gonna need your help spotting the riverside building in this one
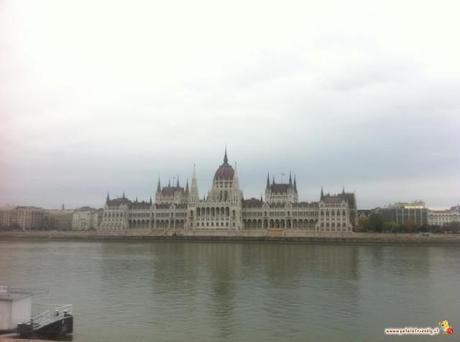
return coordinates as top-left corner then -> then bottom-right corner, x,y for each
428,205 -> 460,226
98,151 -> 357,232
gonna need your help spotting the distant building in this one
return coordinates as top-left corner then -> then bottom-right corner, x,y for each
72,207 -> 102,230
428,205 -> 460,226
45,208 -> 74,230
378,201 -> 428,227
99,150 -> 357,232
0,208 -> 15,228
15,206 -> 47,230
357,209 -> 371,219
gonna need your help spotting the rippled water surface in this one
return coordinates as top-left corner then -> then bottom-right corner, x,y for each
0,241 -> 459,341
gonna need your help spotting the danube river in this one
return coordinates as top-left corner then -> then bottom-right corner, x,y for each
0,241 -> 459,341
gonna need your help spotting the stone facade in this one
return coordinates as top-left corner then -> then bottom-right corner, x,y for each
8,207 -> 47,230
72,207 -> 101,230
428,205 -> 460,226
98,151 -> 357,232
46,208 -> 74,230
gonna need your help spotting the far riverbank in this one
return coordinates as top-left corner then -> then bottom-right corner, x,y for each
0,229 -> 460,245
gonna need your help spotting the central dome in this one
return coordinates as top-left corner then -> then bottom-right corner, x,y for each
214,149 -> 234,181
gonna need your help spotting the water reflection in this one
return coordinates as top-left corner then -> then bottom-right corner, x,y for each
1,241 -> 459,342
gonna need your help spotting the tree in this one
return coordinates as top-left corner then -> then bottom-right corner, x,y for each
383,222 -> 400,233
402,219 -> 416,233
357,217 -> 369,232
368,213 -> 384,232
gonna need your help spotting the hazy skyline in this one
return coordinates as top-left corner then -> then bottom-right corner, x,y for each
1,0 -> 459,209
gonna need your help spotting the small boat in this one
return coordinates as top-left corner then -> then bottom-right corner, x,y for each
17,304 -> 74,339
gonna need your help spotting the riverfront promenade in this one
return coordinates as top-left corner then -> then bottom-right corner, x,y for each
0,229 -> 459,245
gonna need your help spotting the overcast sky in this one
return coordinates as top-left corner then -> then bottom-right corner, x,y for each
1,0 -> 459,209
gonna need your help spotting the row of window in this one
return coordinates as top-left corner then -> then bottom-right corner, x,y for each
195,221 -> 233,227
196,207 -> 233,217
321,210 -> 347,216
320,222 -> 348,228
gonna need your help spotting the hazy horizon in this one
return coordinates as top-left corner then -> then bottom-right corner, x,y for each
1,0 -> 459,210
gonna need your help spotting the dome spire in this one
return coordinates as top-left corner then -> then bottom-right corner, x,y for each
223,147 -> 228,164
266,172 -> 270,188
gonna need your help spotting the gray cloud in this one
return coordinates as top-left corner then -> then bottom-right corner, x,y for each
1,0 -> 459,209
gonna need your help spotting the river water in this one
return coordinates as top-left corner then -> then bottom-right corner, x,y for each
0,241 -> 458,341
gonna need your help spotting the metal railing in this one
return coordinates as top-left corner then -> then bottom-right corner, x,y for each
26,304 -> 73,330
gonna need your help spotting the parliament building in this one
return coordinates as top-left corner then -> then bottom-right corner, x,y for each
98,150 -> 357,232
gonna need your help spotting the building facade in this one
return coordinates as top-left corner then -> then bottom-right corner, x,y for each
14,207 -> 47,230
98,151 -> 357,232
428,205 -> 460,226
72,207 -> 101,230
45,207 -> 74,230
378,201 -> 428,227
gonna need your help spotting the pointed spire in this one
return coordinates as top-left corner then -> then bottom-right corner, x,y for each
185,179 -> 189,193
342,186 -> 345,194
272,176 -> 275,185
321,187 -> 324,199
122,191 -> 125,198
294,175 -> 297,192
190,164 -> 199,203
289,171 -> 292,185
106,192 -> 110,202
135,196 -> 138,202
223,147 -> 228,164
176,176 -> 180,187
157,178 -> 161,192
266,172 -> 270,188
